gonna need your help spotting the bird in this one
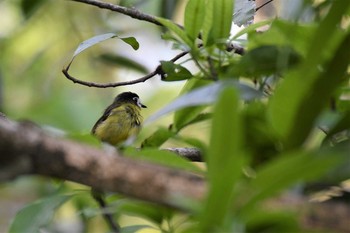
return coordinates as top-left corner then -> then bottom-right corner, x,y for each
91,92 -> 147,146
90,92 -> 147,232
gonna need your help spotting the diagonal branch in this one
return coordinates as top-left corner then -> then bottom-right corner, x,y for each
0,117 -> 206,209
70,0 -> 162,26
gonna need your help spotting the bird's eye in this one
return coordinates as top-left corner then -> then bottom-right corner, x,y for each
133,97 -> 138,102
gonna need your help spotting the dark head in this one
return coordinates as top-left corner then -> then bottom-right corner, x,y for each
114,92 -> 147,108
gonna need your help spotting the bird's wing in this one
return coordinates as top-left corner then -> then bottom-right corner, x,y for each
91,102 -> 121,134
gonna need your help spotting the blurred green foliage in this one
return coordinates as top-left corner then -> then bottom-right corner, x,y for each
1,0 -> 350,232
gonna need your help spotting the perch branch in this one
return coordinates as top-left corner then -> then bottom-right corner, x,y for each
62,51 -> 189,88
0,117 -> 206,209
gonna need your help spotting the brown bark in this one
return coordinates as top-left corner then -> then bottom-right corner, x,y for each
0,118 -> 205,209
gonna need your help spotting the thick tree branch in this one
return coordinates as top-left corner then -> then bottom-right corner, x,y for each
0,118 -> 206,209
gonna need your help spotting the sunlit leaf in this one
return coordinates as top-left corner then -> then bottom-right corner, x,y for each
121,225 -> 156,233
211,0 -> 234,41
201,0 -> 214,45
157,17 -> 193,49
185,0 -> 206,40
232,20 -> 272,40
116,199 -> 167,224
141,127 -> 175,148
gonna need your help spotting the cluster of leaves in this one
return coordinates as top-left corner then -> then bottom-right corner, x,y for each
9,0 -> 350,232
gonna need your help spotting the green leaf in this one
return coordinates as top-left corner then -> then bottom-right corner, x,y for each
179,112 -> 212,130
120,36 -> 140,50
117,199 -> 167,224
121,225 -> 155,233
232,45 -> 301,77
141,127 -> 175,148
248,20 -> 317,57
68,33 -> 139,65
268,1 -> 350,148
246,210 -> 299,232
210,0 -> 234,42
160,61 -> 192,81
232,20 -> 272,40
184,0 -> 206,40
125,148 -> 203,174
157,17 -> 193,49
199,87 -> 245,231
201,0 -> 214,45
240,150 -> 345,216
9,194 -> 72,233
268,32 -> 350,148
67,132 -> 101,147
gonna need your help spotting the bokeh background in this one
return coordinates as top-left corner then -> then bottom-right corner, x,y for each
0,0 -> 282,231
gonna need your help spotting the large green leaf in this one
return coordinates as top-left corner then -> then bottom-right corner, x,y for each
184,0 -> 206,40
239,150 -> 345,217
160,61 -> 192,81
201,0 -> 214,45
268,1 -> 350,148
199,87 -> 245,232
157,17 -> 193,49
210,0 -> 234,42
248,20 -> 317,57
141,127 -> 175,148
9,194 -> 72,233
232,45 -> 301,77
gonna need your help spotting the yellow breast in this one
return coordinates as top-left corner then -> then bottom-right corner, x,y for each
94,104 -> 143,145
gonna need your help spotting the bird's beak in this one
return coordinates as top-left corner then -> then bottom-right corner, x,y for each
137,98 -> 147,108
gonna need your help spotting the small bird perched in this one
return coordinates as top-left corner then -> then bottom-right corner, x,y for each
91,92 -> 147,146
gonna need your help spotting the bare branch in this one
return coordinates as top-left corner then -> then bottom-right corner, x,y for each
0,117 -> 206,209
70,0 -> 162,26
62,51 -> 189,88
256,0 -> 274,12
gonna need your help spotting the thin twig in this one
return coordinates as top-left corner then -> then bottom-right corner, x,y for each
70,0 -> 162,26
62,51 -> 189,88
92,189 -> 120,233
256,0 -> 274,12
